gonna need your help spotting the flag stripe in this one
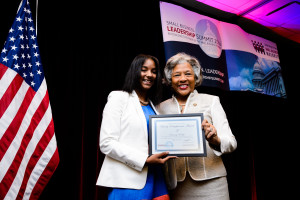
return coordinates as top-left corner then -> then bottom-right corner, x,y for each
0,63 -> 8,80
0,81 -> 29,140
0,92 -> 50,199
0,85 -> 34,161
25,136 -> 58,200
4,104 -> 53,200
17,119 -> 55,200
12,105 -> 52,200
0,72 -> 24,118
0,80 -> 47,181
29,148 -> 59,200
0,65 -> 17,100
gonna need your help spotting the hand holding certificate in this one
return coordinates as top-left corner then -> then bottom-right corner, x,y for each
146,151 -> 177,165
149,113 -> 207,157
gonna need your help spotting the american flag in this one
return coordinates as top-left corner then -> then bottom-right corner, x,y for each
0,0 -> 59,199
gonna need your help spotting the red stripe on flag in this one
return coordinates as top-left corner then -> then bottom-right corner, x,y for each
0,86 -> 35,161
0,63 -> 8,80
16,118 -> 55,200
0,72 -> 24,118
29,148 -> 59,200
0,92 -> 49,198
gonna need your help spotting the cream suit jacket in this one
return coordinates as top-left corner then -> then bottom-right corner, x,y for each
96,90 -> 157,189
156,90 -> 237,190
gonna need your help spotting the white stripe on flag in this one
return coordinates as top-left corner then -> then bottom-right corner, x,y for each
0,80 -> 47,182
0,81 -> 29,140
4,103 -> 53,200
0,68 -> 17,100
23,135 -> 57,200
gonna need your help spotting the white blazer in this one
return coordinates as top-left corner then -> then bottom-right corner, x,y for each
156,90 -> 237,189
96,90 -> 157,189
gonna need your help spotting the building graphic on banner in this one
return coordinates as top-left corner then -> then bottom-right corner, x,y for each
252,59 -> 286,98
252,60 -> 265,92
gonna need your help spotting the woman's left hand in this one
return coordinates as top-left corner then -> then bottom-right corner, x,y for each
202,119 -> 221,147
146,152 -> 177,165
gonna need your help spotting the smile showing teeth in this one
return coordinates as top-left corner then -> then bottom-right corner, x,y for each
179,85 -> 188,89
143,79 -> 152,84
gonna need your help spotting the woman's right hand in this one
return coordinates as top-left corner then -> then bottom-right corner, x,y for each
146,152 -> 177,165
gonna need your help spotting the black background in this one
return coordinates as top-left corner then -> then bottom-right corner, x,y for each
0,0 -> 298,199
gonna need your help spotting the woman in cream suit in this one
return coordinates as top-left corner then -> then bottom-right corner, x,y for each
96,54 -> 175,200
156,53 -> 237,200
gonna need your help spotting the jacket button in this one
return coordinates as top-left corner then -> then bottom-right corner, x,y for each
193,103 -> 197,106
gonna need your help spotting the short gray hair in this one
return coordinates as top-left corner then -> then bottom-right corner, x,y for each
164,53 -> 203,87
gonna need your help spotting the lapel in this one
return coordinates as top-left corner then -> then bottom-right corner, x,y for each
131,90 -> 148,137
150,101 -> 158,114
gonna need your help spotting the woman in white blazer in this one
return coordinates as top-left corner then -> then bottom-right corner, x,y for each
96,54 -> 175,200
156,53 -> 237,200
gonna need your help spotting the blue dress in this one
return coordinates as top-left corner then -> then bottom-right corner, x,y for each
108,105 -> 169,200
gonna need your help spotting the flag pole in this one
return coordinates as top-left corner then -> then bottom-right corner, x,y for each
17,0 -> 38,36
36,0 -> 38,36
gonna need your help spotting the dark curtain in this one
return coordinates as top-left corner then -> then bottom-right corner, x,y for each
0,0 -> 297,199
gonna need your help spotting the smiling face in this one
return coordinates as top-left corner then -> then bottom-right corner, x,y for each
171,62 -> 195,100
139,58 -> 157,92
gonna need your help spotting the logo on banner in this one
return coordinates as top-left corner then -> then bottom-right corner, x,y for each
251,40 -> 265,54
251,39 -> 279,59
196,19 -> 222,58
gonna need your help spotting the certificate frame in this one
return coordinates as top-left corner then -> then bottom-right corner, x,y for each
149,113 -> 207,157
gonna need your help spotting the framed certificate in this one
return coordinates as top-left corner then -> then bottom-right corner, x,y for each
149,113 -> 207,157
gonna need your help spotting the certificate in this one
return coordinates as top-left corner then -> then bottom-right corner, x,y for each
149,113 -> 207,157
